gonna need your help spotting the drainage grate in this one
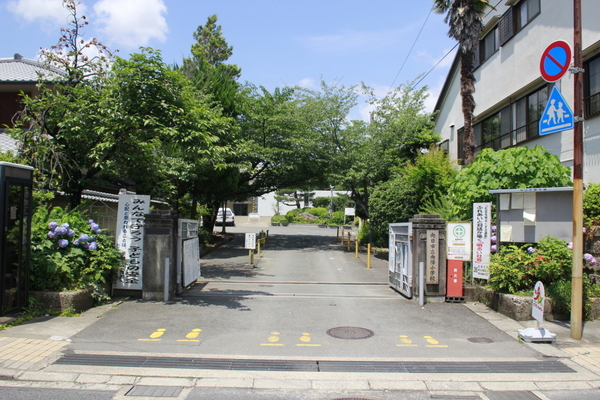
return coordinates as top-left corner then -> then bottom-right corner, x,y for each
326,326 -> 374,339
485,391 -> 541,400
467,337 -> 494,343
126,386 -> 183,397
54,354 -> 575,374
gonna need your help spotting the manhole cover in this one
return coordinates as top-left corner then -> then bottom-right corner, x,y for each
327,326 -> 374,340
467,337 -> 494,343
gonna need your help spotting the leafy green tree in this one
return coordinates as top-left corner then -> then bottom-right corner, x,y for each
449,146 -> 573,220
234,85 -> 328,199
369,147 -> 457,244
433,0 -> 495,165
328,81 -> 439,221
11,0 -> 114,206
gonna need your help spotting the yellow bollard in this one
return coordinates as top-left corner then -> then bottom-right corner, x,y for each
249,249 -> 254,265
355,237 -> 359,258
336,226 -> 340,240
347,232 -> 351,251
341,228 -> 345,245
257,239 -> 262,257
367,243 -> 371,268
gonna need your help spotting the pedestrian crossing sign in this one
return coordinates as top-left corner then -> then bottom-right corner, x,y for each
539,87 -> 574,136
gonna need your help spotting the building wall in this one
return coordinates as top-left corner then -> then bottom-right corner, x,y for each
434,0 -> 600,184
257,190 -> 351,217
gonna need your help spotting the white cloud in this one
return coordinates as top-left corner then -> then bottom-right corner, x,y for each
93,0 -> 168,48
297,77 -> 317,89
302,29 -> 404,55
7,0 -> 76,27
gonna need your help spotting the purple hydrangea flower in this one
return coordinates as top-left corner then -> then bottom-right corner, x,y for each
88,241 -> 98,250
491,225 -> 497,232
73,240 -> 79,246
48,221 -> 58,230
491,235 -> 497,243
567,242 -> 573,250
90,223 -> 100,231
58,239 -> 69,248
584,253 -> 595,262
54,227 -> 68,236
67,229 -> 75,237
491,244 -> 497,253
591,258 -> 598,266
583,227 -> 587,234
89,219 -> 95,224
48,231 -> 57,239
527,247 -> 536,254
78,234 -> 89,242
93,227 -> 102,234
61,223 -> 70,229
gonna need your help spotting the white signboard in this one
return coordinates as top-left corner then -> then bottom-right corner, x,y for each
114,194 -> 151,290
245,233 -> 256,249
472,202 -> 492,280
447,222 -> 472,261
532,281 -> 545,323
344,208 -> 355,216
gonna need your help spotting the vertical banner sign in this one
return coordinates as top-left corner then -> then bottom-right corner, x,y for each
427,230 -> 439,284
245,233 -> 256,249
472,203 -> 492,280
114,194 -> 151,290
447,222 -> 472,261
532,281 -> 545,323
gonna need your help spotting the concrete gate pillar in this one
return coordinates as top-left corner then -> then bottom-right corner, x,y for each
410,214 -> 447,302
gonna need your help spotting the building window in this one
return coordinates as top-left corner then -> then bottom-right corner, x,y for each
585,54 -> 600,118
479,27 -> 498,64
439,139 -> 449,153
516,0 -> 541,30
474,84 -> 551,153
498,0 -> 540,46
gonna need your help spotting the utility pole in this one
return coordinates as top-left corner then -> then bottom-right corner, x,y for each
571,0 -> 584,340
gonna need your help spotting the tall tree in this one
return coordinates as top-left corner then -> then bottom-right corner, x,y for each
433,0 -> 495,165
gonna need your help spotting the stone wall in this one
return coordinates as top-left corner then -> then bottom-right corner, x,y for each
465,285 -> 600,321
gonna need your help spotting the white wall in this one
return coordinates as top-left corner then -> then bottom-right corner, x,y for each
257,190 -> 351,217
434,0 -> 600,184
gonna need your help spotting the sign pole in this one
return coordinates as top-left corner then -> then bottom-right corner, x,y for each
571,0 -> 584,340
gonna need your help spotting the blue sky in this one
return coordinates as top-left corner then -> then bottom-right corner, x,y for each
1,0 -> 459,119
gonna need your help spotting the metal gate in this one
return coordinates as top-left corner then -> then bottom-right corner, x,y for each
177,219 -> 200,292
389,223 -> 412,298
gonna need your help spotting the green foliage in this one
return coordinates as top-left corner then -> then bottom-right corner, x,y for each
369,147 -> 457,245
270,215 -> 288,225
312,194 -> 351,212
329,211 -> 345,225
489,237 -> 572,294
489,236 -> 600,320
584,183 -> 600,236
358,220 -> 371,242
29,205 -> 123,299
449,146 -> 572,220
546,277 -> 597,321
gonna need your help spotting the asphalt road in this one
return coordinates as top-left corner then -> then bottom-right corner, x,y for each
67,225 -> 540,361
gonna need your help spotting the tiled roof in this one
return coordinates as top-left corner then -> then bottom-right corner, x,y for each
0,132 -> 18,152
0,54 -> 65,83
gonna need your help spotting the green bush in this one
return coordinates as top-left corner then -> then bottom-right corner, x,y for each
489,235 -> 600,320
584,183 -> 600,233
271,215 -> 287,224
29,205 -> 124,301
489,236 -> 572,294
329,211 -> 345,225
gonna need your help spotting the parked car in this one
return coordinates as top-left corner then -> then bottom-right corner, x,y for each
215,208 -> 235,226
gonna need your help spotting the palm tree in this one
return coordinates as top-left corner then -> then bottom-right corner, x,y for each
433,0 -> 494,165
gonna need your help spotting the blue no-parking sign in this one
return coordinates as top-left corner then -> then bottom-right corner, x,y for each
539,86 -> 574,136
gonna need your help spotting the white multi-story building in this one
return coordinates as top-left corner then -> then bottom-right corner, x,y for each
434,0 -> 600,184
